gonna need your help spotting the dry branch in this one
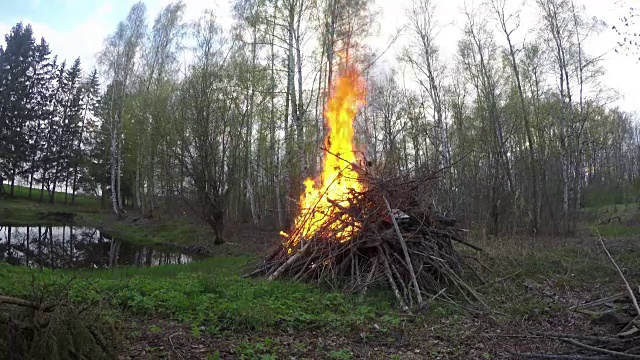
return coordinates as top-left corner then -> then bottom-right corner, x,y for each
251,169 -> 483,312
268,241 -> 312,281
0,295 -> 52,311
508,234 -> 640,359
598,234 -> 640,318
383,195 -> 423,305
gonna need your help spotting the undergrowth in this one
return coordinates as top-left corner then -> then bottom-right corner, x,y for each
0,278 -> 120,360
469,235 -> 640,322
0,257 -> 399,334
1,185 -> 217,247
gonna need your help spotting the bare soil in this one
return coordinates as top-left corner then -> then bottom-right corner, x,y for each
118,306 -> 613,359
116,232 -> 640,359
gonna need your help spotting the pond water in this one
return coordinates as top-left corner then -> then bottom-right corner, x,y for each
0,225 -> 195,269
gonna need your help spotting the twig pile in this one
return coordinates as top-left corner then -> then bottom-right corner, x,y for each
252,170 -> 483,311
0,294 -> 118,360
512,236 -> 640,359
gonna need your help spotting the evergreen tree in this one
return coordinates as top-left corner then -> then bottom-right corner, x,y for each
46,58 -> 83,203
0,44 -> 5,194
88,86 -> 116,208
24,38 -> 55,199
71,68 -> 101,202
0,22 -> 36,196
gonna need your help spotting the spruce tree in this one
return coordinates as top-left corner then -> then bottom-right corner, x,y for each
0,22 -> 36,196
24,38 -> 55,199
71,68 -> 101,202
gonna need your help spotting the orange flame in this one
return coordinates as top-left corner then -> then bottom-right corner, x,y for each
283,61 -> 366,251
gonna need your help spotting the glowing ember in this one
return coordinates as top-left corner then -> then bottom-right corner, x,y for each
282,61 -> 366,251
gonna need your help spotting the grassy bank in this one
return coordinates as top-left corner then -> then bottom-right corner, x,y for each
0,256 -> 399,333
0,185 -> 102,225
583,202 -> 640,237
0,185 -> 219,248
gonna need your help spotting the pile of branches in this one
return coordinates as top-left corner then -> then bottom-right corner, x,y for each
0,293 -> 119,360
513,236 -> 640,359
252,169 -> 484,311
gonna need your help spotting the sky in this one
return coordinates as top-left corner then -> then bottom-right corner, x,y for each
1,0 -> 639,114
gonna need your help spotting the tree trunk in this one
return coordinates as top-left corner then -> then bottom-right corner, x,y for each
39,175 -> 45,202
49,177 -> 57,203
117,134 -> 125,213
28,171 -> 34,199
100,182 -> 107,209
110,121 -> 121,217
64,174 -> 69,204
496,4 -> 539,233
135,150 -> 142,209
10,169 -> 15,196
247,179 -> 259,226
295,0 -> 306,180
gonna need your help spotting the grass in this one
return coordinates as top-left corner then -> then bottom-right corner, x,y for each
97,216 -> 215,247
1,185 -> 216,247
589,223 -> 640,237
468,235 -> 640,324
0,256 -> 400,334
0,220 -> 638,358
2,184 -> 640,357
1,185 -> 103,225
3,186 -> 638,328
582,201 -> 640,237
9,234 -> 621,335
2,183 -> 101,208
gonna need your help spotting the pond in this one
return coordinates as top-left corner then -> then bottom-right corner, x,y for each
0,225 -> 195,269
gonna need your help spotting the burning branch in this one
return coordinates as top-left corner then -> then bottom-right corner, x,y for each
252,59 -> 483,312
253,168 -> 483,311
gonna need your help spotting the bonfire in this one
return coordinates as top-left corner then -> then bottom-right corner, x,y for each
252,59 -> 482,311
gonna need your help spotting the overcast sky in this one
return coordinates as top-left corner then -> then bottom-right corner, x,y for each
1,0 -> 638,113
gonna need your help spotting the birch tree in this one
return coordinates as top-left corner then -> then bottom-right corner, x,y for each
98,1 -> 147,217
491,0 -> 540,233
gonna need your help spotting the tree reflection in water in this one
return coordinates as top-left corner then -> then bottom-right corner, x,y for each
0,225 -> 194,269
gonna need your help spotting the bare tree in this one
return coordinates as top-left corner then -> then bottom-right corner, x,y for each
98,1 -> 147,217
491,0 -> 540,233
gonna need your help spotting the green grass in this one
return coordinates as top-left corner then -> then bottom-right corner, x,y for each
98,216 -> 215,246
469,235 -> 640,323
2,184 -> 640,352
581,201 -> 640,238
0,257 -> 399,333
3,184 -> 101,209
1,185 -> 103,225
589,223 -> 640,237
1,185 -> 215,247
583,183 -> 640,208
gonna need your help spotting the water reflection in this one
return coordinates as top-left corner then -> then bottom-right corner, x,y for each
0,225 -> 194,269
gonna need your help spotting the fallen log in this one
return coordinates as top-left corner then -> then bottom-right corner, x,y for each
0,295 -> 52,311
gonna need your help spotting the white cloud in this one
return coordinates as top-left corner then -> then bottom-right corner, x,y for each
0,3 -> 113,72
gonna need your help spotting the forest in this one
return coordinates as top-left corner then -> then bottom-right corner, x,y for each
0,0 -> 637,237
0,0 -> 639,358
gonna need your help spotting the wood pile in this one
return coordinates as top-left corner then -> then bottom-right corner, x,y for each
251,171 -> 484,311
0,294 -> 118,360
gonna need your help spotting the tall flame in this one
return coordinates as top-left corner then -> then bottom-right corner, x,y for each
283,61 -> 366,250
